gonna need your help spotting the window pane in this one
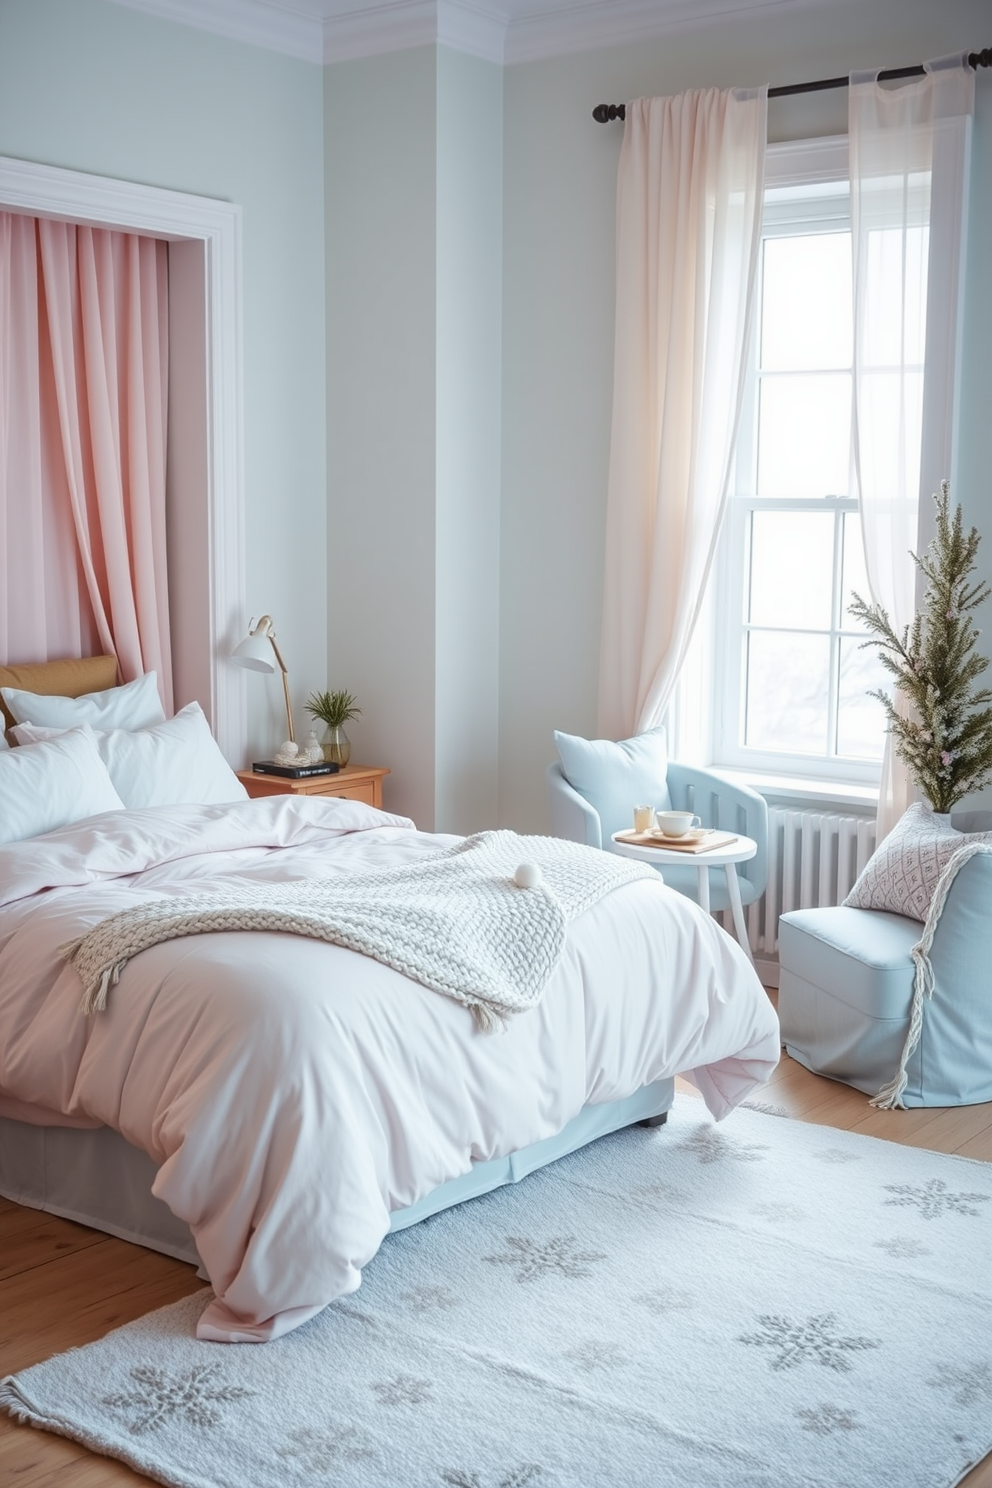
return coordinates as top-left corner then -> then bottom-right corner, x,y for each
856,369 -> 924,503
837,637 -> 888,760
749,511 -> 834,629
864,225 -> 928,366
757,374 -> 851,497
744,631 -> 830,754
841,512 -> 872,631
761,233 -> 852,371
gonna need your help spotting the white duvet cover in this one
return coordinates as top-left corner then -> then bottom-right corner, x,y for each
0,797 -> 779,1342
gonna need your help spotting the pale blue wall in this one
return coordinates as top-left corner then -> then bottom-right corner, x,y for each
435,48 -> 503,834
499,0 -> 992,830
324,44 -> 502,833
323,46 -> 440,827
0,0 -> 327,760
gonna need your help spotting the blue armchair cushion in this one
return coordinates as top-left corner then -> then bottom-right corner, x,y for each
554,727 -> 671,841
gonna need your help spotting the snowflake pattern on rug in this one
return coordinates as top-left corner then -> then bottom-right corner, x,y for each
482,1235 -> 606,1283
562,1339 -> 628,1374
874,1236 -> 932,1259
625,1181 -> 685,1211
634,1286 -> 695,1315
813,1148 -> 862,1165
441,1466 -> 545,1488
371,1373 -> 433,1406
737,1313 -> 881,1373
277,1422 -> 376,1474
400,1285 -> 460,1313
927,1362 -> 992,1408
882,1178 -> 991,1220
676,1126 -> 768,1165
751,1201 -> 806,1223
102,1364 -> 254,1436
795,1403 -> 862,1436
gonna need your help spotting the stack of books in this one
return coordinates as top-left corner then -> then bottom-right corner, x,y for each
251,759 -> 341,779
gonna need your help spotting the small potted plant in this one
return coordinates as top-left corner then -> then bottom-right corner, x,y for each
305,689 -> 361,767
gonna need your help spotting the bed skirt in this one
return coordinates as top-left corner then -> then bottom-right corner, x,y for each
0,1078 -> 674,1269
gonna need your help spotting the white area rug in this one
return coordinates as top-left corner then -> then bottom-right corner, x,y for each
3,1102 -> 991,1488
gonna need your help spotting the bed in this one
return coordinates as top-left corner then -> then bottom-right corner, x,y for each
0,660 -> 780,1344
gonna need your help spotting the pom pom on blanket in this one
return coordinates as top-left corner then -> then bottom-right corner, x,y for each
513,863 -> 543,889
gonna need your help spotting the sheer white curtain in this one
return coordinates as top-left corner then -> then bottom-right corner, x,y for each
598,87 -> 766,739
850,54 -> 974,838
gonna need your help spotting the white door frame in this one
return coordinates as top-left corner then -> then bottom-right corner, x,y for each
0,153 -> 245,760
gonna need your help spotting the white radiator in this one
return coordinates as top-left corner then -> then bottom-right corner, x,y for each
743,807 -> 877,971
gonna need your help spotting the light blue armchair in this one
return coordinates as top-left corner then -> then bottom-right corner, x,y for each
779,811 -> 992,1107
547,728 -> 768,912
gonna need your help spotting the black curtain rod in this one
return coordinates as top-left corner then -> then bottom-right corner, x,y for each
592,47 -> 991,122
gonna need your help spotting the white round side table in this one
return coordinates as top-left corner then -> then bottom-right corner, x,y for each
611,831 -> 757,962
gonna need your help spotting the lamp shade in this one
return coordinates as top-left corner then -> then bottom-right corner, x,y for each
230,615 -> 295,744
231,632 -> 277,673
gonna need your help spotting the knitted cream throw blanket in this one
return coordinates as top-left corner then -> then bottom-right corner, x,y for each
62,831 -> 658,1031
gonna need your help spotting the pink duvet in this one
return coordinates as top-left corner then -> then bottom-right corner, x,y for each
0,797 -> 779,1341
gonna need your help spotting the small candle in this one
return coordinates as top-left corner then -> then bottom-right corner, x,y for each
633,804 -> 654,833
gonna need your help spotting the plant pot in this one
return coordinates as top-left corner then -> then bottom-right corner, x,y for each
321,724 -> 351,767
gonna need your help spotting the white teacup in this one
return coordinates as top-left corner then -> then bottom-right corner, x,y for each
655,810 -> 701,837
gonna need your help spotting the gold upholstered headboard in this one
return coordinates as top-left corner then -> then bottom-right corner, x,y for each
0,656 -> 119,731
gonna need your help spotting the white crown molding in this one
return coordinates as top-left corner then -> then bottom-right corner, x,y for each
106,0 -> 845,68
437,1 -> 508,63
106,0 -> 324,63
0,154 -> 247,763
320,0 -> 444,62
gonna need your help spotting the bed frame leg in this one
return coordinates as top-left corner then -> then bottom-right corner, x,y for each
638,1112 -> 669,1128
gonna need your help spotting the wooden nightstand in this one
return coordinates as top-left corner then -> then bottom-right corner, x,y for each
237,764 -> 390,809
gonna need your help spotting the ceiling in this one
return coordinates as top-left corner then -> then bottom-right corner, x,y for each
106,0 -> 838,67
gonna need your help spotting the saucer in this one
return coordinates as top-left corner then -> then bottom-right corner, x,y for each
650,827 -> 707,844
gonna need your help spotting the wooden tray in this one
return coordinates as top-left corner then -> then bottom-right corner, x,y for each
615,829 -> 739,854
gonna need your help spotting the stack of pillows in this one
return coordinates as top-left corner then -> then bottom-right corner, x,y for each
0,672 -> 247,846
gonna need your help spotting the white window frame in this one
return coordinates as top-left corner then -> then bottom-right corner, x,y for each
709,136 -> 886,790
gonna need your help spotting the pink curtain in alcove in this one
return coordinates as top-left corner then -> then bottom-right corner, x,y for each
0,212 -> 173,709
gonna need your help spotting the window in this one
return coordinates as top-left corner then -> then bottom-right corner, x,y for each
708,139 -> 894,787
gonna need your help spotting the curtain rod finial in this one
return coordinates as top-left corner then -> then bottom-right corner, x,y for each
592,103 -> 626,123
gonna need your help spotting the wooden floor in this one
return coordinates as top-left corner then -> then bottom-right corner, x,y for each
2,1036 -> 992,1486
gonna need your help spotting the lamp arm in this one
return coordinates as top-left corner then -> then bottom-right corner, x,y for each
256,617 -> 294,745
278,659 -> 295,744
264,636 -> 295,745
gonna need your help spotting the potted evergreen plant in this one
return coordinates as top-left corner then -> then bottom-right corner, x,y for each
305,689 -> 361,768
850,482 -> 992,815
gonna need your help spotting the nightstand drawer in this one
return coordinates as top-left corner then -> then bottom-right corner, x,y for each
237,765 -> 389,810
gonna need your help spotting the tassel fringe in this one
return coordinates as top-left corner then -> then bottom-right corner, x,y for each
871,842 -> 992,1108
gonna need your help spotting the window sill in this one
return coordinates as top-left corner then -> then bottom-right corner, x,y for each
714,766 -> 878,814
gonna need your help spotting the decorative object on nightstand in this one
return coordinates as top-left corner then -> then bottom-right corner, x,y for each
302,729 -> 324,765
305,689 -> 361,767
231,615 -> 297,751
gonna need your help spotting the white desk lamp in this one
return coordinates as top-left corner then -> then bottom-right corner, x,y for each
231,615 -> 295,748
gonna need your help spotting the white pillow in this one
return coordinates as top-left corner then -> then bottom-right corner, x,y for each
15,703 -> 248,809
0,728 -> 125,845
1,670 -> 165,731
844,801 -> 992,922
